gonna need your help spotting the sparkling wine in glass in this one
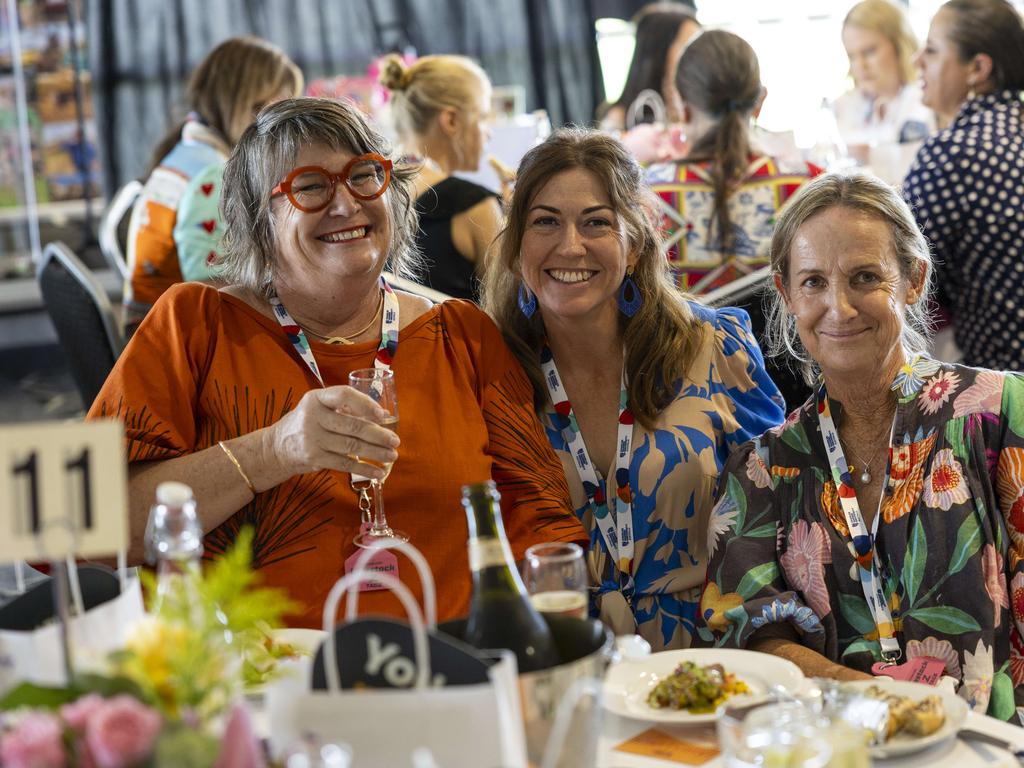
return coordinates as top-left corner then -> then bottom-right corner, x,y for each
521,542 -> 589,620
349,368 -> 407,548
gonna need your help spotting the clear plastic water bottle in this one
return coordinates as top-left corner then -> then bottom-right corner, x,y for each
144,481 -> 203,610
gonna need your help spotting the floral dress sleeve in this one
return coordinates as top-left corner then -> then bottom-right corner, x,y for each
995,373 -> 1024,712
699,434 -> 828,651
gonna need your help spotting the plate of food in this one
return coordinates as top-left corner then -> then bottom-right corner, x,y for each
840,679 -> 968,758
602,648 -> 805,724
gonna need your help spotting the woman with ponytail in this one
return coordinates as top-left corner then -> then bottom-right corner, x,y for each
646,30 -> 821,295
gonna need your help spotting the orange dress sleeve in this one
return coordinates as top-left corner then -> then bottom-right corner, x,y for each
439,302 -> 586,557
88,283 -> 215,461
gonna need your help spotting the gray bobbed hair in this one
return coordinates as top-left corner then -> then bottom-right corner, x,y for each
765,171 -> 934,384
218,97 -> 421,296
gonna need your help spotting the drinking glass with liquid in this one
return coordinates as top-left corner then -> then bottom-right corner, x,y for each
521,542 -> 589,620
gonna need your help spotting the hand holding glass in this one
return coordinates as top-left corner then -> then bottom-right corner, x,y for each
348,368 -> 406,548
521,542 -> 588,620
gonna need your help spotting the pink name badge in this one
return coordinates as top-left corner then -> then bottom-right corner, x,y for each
344,545 -> 400,593
871,655 -> 946,685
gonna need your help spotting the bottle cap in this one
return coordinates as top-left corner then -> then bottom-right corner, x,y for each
156,481 -> 194,506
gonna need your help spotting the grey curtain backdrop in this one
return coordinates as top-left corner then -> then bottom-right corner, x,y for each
86,0 -> 633,193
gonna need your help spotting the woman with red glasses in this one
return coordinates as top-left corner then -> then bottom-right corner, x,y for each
89,97 -> 584,626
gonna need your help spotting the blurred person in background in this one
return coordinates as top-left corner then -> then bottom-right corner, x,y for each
92,98 -> 583,626
124,37 -> 302,331
598,3 -> 700,132
646,30 -> 822,297
833,0 -> 934,161
380,54 -> 501,301
903,0 -> 1024,371
483,128 -> 783,650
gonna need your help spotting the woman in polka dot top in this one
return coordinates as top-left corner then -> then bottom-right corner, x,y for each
903,0 -> 1024,371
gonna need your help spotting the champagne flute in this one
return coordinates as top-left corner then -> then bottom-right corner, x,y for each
349,368 -> 407,547
521,542 -> 588,620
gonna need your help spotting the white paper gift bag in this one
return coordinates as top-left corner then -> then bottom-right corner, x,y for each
0,567 -> 145,693
266,553 -> 527,767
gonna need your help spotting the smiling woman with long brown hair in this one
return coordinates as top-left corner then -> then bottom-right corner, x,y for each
483,127 -> 783,650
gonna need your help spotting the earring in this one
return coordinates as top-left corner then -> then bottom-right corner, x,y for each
518,283 -> 537,319
617,268 -> 642,317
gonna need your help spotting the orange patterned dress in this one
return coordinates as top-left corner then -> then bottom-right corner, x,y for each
89,283 -> 584,626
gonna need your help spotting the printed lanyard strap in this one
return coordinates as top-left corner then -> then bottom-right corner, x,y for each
540,345 -> 635,575
816,382 -> 901,663
270,278 -> 399,385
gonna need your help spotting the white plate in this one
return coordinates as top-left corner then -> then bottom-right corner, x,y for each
602,648 -> 805,724
842,679 -> 968,758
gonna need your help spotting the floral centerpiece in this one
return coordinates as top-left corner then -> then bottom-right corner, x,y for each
0,529 -> 297,768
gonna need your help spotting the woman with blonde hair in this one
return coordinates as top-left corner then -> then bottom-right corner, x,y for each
380,54 -> 501,300
483,127 -> 783,650
124,37 -> 302,330
833,0 -> 935,154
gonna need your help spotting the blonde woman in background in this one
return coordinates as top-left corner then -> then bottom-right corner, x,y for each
380,55 -> 502,300
833,0 -> 935,158
125,37 -> 302,330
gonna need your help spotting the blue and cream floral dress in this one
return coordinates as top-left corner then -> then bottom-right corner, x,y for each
703,356 -> 1024,722
543,303 -> 784,651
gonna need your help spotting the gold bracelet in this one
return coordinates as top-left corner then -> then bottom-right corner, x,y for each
218,440 -> 256,496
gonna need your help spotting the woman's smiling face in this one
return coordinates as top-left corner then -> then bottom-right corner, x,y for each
519,167 -> 635,327
781,205 -> 922,383
271,142 -> 392,290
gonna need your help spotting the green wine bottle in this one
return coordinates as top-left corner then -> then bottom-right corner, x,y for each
462,481 -> 559,673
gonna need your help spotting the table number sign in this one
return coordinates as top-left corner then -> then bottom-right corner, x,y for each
0,420 -> 126,561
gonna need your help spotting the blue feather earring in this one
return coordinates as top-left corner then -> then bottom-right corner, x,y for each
518,283 -> 537,319
617,267 -> 642,317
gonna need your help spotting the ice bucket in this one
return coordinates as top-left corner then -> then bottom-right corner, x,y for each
440,615 -> 614,767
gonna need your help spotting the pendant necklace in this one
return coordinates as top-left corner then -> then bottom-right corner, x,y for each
293,290 -> 383,345
842,440 -> 883,484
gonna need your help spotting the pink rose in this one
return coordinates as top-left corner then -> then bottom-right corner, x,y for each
60,694 -> 105,733
84,695 -> 161,768
0,712 -> 66,768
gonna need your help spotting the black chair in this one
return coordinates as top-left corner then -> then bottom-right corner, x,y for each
98,180 -> 142,282
37,241 -> 125,409
702,266 -> 812,413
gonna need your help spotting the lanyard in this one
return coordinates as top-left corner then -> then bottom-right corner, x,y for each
269,278 -> 399,385
270,278 -> 399,513
815,381 -> 901,663
540,345 -> 635,575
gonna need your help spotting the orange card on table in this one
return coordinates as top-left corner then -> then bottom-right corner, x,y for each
614,727 -> 720,765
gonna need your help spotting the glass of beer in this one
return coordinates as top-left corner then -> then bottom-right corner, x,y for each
521,542 -> 588,620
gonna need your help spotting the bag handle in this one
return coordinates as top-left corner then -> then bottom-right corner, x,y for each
321,569 -> 430,692
539,677 -> 604,768
344,540 -> 437,628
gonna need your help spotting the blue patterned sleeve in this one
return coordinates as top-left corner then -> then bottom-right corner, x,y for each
699,303 -> 786,448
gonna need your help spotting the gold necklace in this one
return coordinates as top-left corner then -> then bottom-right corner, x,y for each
296,290 -> 383,346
